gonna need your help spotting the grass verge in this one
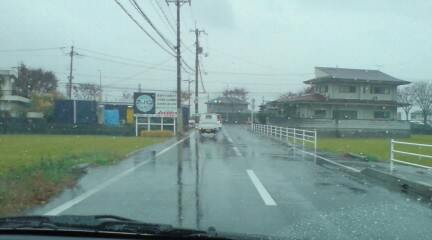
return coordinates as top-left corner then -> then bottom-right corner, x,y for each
0,135 -> 167,215
316,135 -> 432,167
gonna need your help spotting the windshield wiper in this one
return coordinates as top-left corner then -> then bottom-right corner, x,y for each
0,215 -> 280,239
0,215 -> 221,238
0,216 -> 58,230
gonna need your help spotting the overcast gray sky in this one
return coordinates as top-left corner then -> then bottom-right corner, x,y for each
1,0 -> 431,112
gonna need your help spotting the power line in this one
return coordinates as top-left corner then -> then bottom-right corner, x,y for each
80,54 -> 175,72
75,47 -> 168,66
207,70 -> 314,77
199,68 -> 206,93
181,58 -> 195,72
211,48 -> 310,75
114,0 -> 176,57
188,4 -> 196,23
153,0 -> 177,37
130,0 -> 175,51
107,57 -> 174,86
0,47 -> 66,52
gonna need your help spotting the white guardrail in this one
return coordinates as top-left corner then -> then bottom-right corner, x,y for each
390,139 -> 432,171
252,123 -> 317,150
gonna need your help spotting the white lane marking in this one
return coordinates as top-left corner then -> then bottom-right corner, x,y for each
246,170 -> 277,206
222,128 -> 234,143
44,132 -> 196,216
294,148 -> 361,173
233,146 -> 242,156
156,132 -> 196,156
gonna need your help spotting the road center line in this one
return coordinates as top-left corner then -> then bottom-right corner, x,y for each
44,132 -> 196,216
246,170 -> 277,206
233,146 -> 242,156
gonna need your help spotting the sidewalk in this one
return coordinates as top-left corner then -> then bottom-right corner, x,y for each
312,148 -> 432,198
253,129 -> 432,199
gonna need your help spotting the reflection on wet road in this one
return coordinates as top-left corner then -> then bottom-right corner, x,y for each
31,125 -> 432,239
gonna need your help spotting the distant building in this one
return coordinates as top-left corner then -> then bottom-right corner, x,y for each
206,96 -> 250,113
206,96 -> 250,123
410,110 -> 431,122
0,70 -> 31,116
267,67 -> 412,138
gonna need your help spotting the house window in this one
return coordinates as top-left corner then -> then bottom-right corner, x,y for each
332,110 -> 357,120
339,85 -> 356,93
314,110 -> 326,118
318,85 -> 328,93
370,86 -> 390,94
374,111 -> 390,119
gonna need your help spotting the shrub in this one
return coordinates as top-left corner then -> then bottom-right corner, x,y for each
140,130 -> 174,137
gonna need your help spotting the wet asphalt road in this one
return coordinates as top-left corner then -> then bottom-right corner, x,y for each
30,125 -> 432,239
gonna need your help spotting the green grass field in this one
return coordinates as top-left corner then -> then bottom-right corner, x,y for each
0,134 -> 168,215
316,135 -> 432,167
0,135 -> 166,171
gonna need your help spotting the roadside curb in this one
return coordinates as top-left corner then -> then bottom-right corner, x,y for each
361,167 -> 432,199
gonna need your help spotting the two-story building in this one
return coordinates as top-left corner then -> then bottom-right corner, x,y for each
298,67 -> 410,120
0,70 -> 31,116
268,67 -> 412,138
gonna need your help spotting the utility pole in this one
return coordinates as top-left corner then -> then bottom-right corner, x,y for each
167,0 -> 190,135
68,45 -> 77,99
98,70 -> 102,102
183,77 -> 194,110
190,27 -> 205,114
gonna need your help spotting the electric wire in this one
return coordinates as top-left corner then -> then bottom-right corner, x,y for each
199,68 -> 206,93
0,47 -> 66,52
129,0 -> 175,51
114,0 -> 176,57
75,47 -> 167,66
152,0 -> 176,37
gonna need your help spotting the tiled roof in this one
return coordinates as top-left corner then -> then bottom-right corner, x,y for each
304,67 -> 411,85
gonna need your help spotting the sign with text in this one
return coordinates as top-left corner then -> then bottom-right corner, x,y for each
134,92 -> 177,117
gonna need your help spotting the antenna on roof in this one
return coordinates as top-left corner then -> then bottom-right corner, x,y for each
375,65 -> 383,71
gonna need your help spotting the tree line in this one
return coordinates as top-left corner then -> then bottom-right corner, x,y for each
397,81 -> 432,124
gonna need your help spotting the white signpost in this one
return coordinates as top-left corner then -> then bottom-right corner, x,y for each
134,92 -> 177,136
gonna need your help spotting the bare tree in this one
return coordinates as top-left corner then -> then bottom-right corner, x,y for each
222,87 -> 249,101
73,83 -> 99,100
121,92 -> 132,101
171,90 -> 191,103
397,85 -> 415,121
412,81 -> 432,125
277,86 -> 314,101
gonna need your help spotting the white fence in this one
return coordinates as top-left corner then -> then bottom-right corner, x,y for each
135,116 -> 176,136
390,139 -> 432,171
252,123 -> 317,149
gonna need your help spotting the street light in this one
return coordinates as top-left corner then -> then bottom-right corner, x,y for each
183,78 -> 194,109
251,98 -> 255,129
226,83 -> 232,93
226,84 -> 232,123
98,70 -> 102,102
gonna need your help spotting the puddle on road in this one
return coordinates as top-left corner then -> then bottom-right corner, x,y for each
316,182 -> 332,186
261,154 -> 300,162
315,182 -> 368,194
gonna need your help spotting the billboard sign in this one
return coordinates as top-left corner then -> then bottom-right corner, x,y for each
134,92 -> 177,117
